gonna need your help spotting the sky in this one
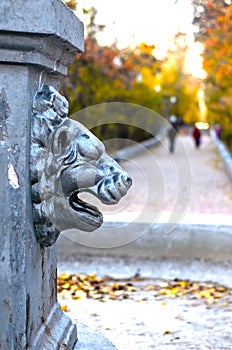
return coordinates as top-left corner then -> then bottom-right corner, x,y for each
76,0 -> 206,78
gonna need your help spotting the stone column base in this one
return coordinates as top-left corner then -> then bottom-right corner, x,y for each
30,303 -> 77,350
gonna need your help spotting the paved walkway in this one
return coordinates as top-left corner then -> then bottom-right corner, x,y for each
78,132 -> 231,231
93,132 -> 231,225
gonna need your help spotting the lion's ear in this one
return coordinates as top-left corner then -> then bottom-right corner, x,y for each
52,126 -> 72,155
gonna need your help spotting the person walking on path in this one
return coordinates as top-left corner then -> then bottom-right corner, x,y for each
215,124 -> 222,140
168,115 -> 178,153
192,124 -> 201,148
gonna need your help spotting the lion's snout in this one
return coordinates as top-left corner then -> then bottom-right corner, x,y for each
97,171 -> 132,204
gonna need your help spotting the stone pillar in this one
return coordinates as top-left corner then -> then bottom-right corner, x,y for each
0,1 -> 84,349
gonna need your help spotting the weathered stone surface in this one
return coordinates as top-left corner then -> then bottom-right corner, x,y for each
0,65 -> 40,349
30,303 -> 77,350
0,0 -> 83,349
0,1 -> 84,75
0,0 -> 84,51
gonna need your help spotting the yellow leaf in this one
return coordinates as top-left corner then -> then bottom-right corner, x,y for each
87,273 -> 96,280
60,304 -> 68,312
58,273 -> 71,281
79,274 -> 88,281
177,281 -> 190,287
70,285 -> 79,291
111,283 -> 120,290
62,282 -> 71,290
169,287 -> 179,296
199,290 -> 211,298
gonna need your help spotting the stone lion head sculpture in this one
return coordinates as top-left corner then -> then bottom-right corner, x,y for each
31,85 -> 132,247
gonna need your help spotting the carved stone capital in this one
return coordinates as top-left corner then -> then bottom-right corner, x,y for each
0,0 -> 84,75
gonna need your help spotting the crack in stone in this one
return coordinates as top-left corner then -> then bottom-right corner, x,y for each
0,89 -> 10,142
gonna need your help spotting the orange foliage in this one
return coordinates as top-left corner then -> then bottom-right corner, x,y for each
197,0 -> 232,148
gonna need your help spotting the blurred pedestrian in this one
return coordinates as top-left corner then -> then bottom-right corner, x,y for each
167,115 -> 178,153
215,124 -> 222,140
192,124 -> 201,148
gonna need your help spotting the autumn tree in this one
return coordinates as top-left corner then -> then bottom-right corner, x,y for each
192,0 -> 232,149
60,6 -> 164,143
61,3 -> 201,146
157,33 -> 201,124
61,6 -> 134,108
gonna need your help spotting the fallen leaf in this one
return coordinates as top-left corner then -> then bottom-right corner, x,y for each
57,273 -> 231,305
60,304 -> 68,312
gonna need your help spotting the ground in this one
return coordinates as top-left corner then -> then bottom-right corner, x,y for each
58,257 -> 232,350
58,131 -> 232,349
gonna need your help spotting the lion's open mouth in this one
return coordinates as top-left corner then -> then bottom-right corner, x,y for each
69,191 -> 103,229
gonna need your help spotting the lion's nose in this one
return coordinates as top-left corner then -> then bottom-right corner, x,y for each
97,172 -> 132,205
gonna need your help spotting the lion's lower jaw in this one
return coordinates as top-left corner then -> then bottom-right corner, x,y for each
34,197 -> 103,247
